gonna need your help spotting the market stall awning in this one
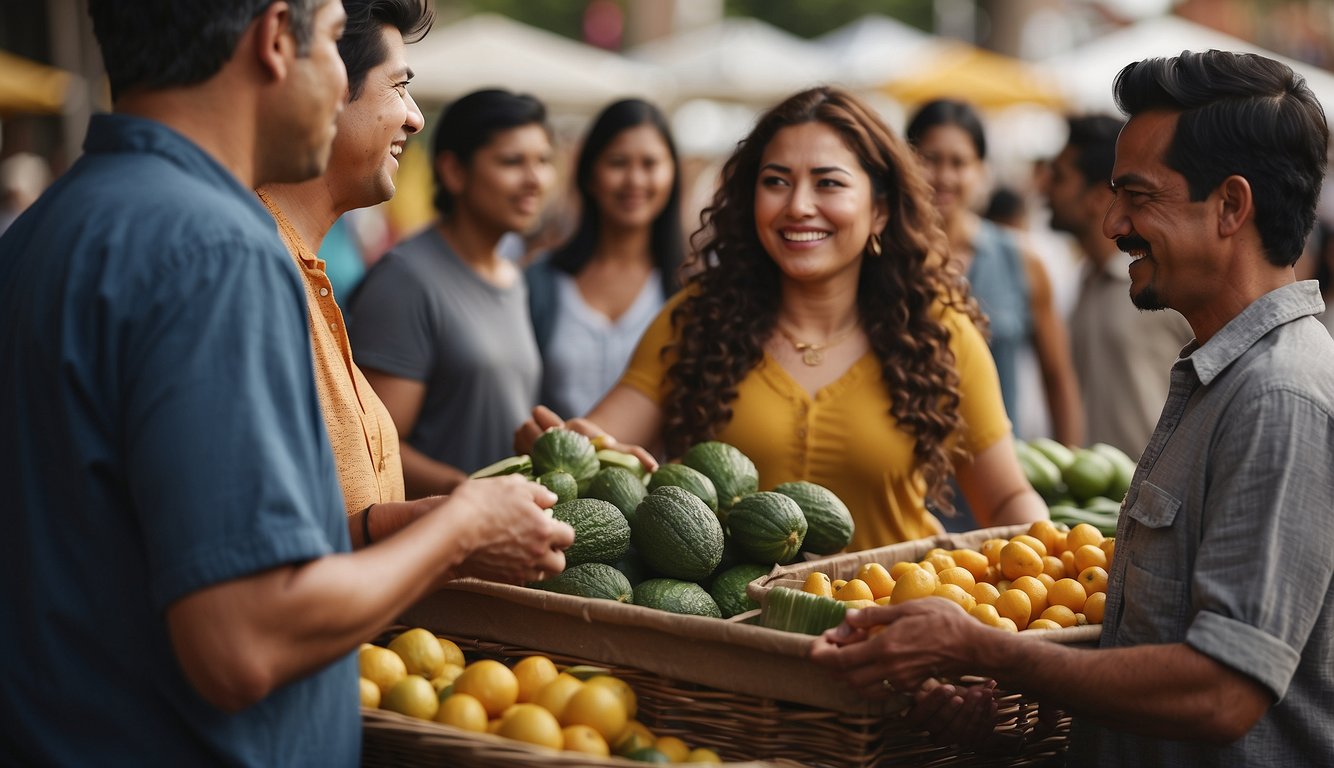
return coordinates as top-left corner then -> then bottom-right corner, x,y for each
0,50 -> 73,115
881,43 -> 1066,110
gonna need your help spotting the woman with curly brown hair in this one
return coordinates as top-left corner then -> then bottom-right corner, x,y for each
519,86 -> 1046,550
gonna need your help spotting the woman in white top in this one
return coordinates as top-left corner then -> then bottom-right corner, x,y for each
526,98 -> 684,417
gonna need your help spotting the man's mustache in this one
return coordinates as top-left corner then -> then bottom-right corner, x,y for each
1117,235 -> 1151,255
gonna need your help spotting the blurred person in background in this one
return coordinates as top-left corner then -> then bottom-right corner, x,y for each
348,88 -> 556,496
1,1 -> 569,763
1045,114 -> 1193,459
906,99 -> 1083,449
0,152 -> 51,234
526,98 -> 685,417
518,85 -> 1047,551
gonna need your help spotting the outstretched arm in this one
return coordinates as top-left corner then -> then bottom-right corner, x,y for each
167,476 -> 572,712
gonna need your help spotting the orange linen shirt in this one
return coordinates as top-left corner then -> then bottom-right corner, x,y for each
620,292 -> 1011,551
259,191 -> 405,515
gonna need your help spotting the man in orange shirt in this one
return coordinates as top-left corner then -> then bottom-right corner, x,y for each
257,0 -> 549,555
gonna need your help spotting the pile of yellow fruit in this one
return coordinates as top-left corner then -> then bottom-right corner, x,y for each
801,521 -> 1114,632
358,628 -> 722,763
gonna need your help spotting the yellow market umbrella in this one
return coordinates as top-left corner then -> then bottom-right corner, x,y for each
882,43 -> 1065,110
0,50 -> 73,115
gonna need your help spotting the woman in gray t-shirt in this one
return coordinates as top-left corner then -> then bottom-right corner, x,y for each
348,89 -> 556,497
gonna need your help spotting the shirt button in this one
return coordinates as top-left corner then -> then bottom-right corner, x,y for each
319,287 -> 329,297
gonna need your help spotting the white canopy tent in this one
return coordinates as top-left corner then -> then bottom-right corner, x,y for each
627,18 -> 836,106
1041,15 -> 1334,116
407,14 -> 673,112
814,14 -> 939,91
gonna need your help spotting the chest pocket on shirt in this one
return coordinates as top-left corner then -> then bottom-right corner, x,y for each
1119,482 -> 1189,645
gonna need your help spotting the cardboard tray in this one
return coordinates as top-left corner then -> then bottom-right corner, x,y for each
748,524 -> 1102,645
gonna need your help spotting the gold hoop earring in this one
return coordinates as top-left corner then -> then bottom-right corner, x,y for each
867,233 -> 882,258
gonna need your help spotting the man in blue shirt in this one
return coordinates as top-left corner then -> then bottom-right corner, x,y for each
810,50 -> 1334,766
0,1 -> 572,764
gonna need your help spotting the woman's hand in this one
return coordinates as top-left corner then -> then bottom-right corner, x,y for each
514,405 -> 659,473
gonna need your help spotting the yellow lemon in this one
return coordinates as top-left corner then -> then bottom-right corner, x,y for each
1026,520 -> 1063,557
437,637 -> 466,668
559,681 -> 628,743
688,747 -> 723,763
831,578 -> 848,591
1073,544 -> 1108,574
890,566 -> 938,604
1060,550 -> 1078,579
434,692 -> 489,732
1025,619 -> 1063,631
1100,537 -> 1116,564
1048,578 -> 1088,612
921,552 -> 956,574
359,645 -> 407,697
497,703 -> 564,750
388,627 -> 446,680
969,603 -> 1004,628
614,720 -> 656,756
1037,573 -> 1056,591
430,662 -> 465,693
513,655 -> 559,704
453,659 -> 519,718
971,582 -> 1001,606
655,736 -> 691,762
999,541 -> 1043,581
382,675 -> 439,720
1079,566 -> 1109,595
586,674 -> 638,720
359,676 -> 381,709
937,566 -> 976,591
1010,534 -> 1048,558
561,724 -> 610,756
1083,591 -> 1107,624
979,538 -> 1008,565
995,587 -> 1032,630
1009,576 -> 1049,618
1039,605 -> 1078,628
1065,523 -> 1104,553
889,561 -> 920,580
856,563 -> 896,600
996,617 -> 1019,633
932,583 -> 976,613
534,673 -> 584,720
949,548 -> 990,580
802,571 -> 833,598
1042,555 -> 1066,581
833,577 -> 875,602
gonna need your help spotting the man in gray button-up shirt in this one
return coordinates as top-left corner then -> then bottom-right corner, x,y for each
810,50 -> 1333,766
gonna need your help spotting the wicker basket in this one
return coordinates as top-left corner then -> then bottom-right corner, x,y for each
749,524 -> 1103,646
362,634 -> 1070,768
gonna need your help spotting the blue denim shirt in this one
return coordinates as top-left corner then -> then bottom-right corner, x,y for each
1069,281 -> 1334,767
0,114 -> 356,766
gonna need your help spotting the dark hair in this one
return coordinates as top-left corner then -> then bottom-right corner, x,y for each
666,86 -> 984,510
1064,114 -> 1125,188
341,0 -> 433,101
431,89 -> 549,217
905,98 -> 988,160
1113,50 -> 1329,267
88,0 -> 318,101
984,187 -> 1026,226
548,99 -> 684,295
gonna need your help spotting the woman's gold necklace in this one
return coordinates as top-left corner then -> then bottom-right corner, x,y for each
775,323 -> 860,366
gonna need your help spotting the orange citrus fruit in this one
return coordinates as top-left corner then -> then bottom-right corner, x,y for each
950,548 -> 990,580
1073,544 -> 1108,573
1000,541 -> 1043,581
890,566 -> 938,604
1008,576 -> 1048,618
560,681 -> 628,743
497,703 -> 564,750
453,659 -> 519,718
937,566 -> 976,591
1083,591 -> 1107,623
971,582 -> 1001,606
435,692 -> 489,732
1010,534 -> 1048,558
1039,604 -> 1078,628
561,724 -> 610,756
1066,523 -> 1104,553
513,655 -> 559,704
995,587 -> 1032,630
833,577 -> 875,602
586,675 -> 638,720
1079,566 -> 1109,594
803,572 -> 833,598
856,563 -> 896,600
1047,578 -> 1087,612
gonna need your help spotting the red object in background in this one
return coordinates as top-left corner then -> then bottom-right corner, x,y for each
583,0 -> 624,51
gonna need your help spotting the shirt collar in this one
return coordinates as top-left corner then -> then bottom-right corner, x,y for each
83,112 -> 271,225
1186,281 -> 1325,385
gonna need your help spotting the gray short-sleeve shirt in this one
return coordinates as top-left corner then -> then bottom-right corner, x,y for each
1068,281 -> 1334,767
347,227 -> 540,473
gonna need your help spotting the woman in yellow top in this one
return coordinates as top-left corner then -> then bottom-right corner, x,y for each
519,86 -> 1046,551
